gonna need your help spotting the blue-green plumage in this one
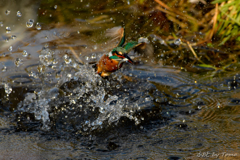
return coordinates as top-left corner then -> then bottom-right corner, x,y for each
109,28 -> 144,57
117,28 -> 125,47
96,27 -> 149,77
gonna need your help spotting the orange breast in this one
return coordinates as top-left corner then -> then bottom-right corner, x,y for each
97,55 -> 120,74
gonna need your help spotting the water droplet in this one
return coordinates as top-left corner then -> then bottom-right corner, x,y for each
183,119 -> 185,123
67,74 -> 72,78
116,85 -> 120,89
85,56 -> 89,61
39,48 -> 55,66
15,58 -> 22,67
0,22 -> 3,27
11,35 -> 16,40
26,19 -> 34,28
91,53 -> 96,59
70,99 -> 76,104
2,66 -> 7,72
93,45 -> 97,50
64,54 -> 72,64
174,38 -> 181,45
22,50 -> 28,57
8,46 -> 12,51
16,11 -> 22,17
35,22 -> 41,30
4,83 -> 12,95
145,97 -> 151,102
5,10 -> 10,15
6,26 -> 11,33
54,5 -> 57,9
135,120 -> 140,125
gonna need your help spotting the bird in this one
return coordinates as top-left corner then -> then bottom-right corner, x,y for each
96,27 -> 147,77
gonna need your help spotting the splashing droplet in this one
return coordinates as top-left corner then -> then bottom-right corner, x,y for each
4,83 -> 12,95
26,19 -> 34,28
174,39 -> 181,45
6,26 -> 11,33
11,35 -> 16,40
91,53 -> 96,59
85,56 -> 89,61
35,22 -> 41,30
5,10 -> 10,15
54,5 -> 57,9
8,46 -> 12,51
22,50 -> 28,57
15,58 -> 22,67
2,66 -> 7,72
64,54 -> 72,65
93,45 -> 97,50
145,97 -> 151,102
39,48 -> 55,66
16,11 -> 22,17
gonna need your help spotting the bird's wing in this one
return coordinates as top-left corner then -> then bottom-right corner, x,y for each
106,26 -> 125,47
124,41 -> 145,53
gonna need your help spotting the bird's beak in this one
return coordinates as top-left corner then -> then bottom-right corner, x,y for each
123,53 -> 134,64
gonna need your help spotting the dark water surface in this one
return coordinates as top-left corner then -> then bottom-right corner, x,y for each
0,0 -> 239,160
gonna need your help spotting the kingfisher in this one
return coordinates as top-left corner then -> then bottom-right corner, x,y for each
96,27 -> 147,77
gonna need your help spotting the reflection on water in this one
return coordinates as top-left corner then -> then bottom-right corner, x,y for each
0,0 -> 240,160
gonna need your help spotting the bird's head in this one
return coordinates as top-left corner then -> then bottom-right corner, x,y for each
109,47 -> 134,64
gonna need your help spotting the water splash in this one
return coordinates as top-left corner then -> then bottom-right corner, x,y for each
2,66 -> 7,72
5,10 -> 10,15
16,11 -> 22,17
15,58 -> 22,67
6,26 -> 11,33
18,91 -> 51,130
35,22 -> 41,30
8,46 -> 12,51
39,48 -> 55,66
22,50 -> 28,57
3,83 -> 12,96
26,19 -> 34,28
17,47 -> 149,132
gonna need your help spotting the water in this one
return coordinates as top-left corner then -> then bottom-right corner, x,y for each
0,0 -> 239,159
